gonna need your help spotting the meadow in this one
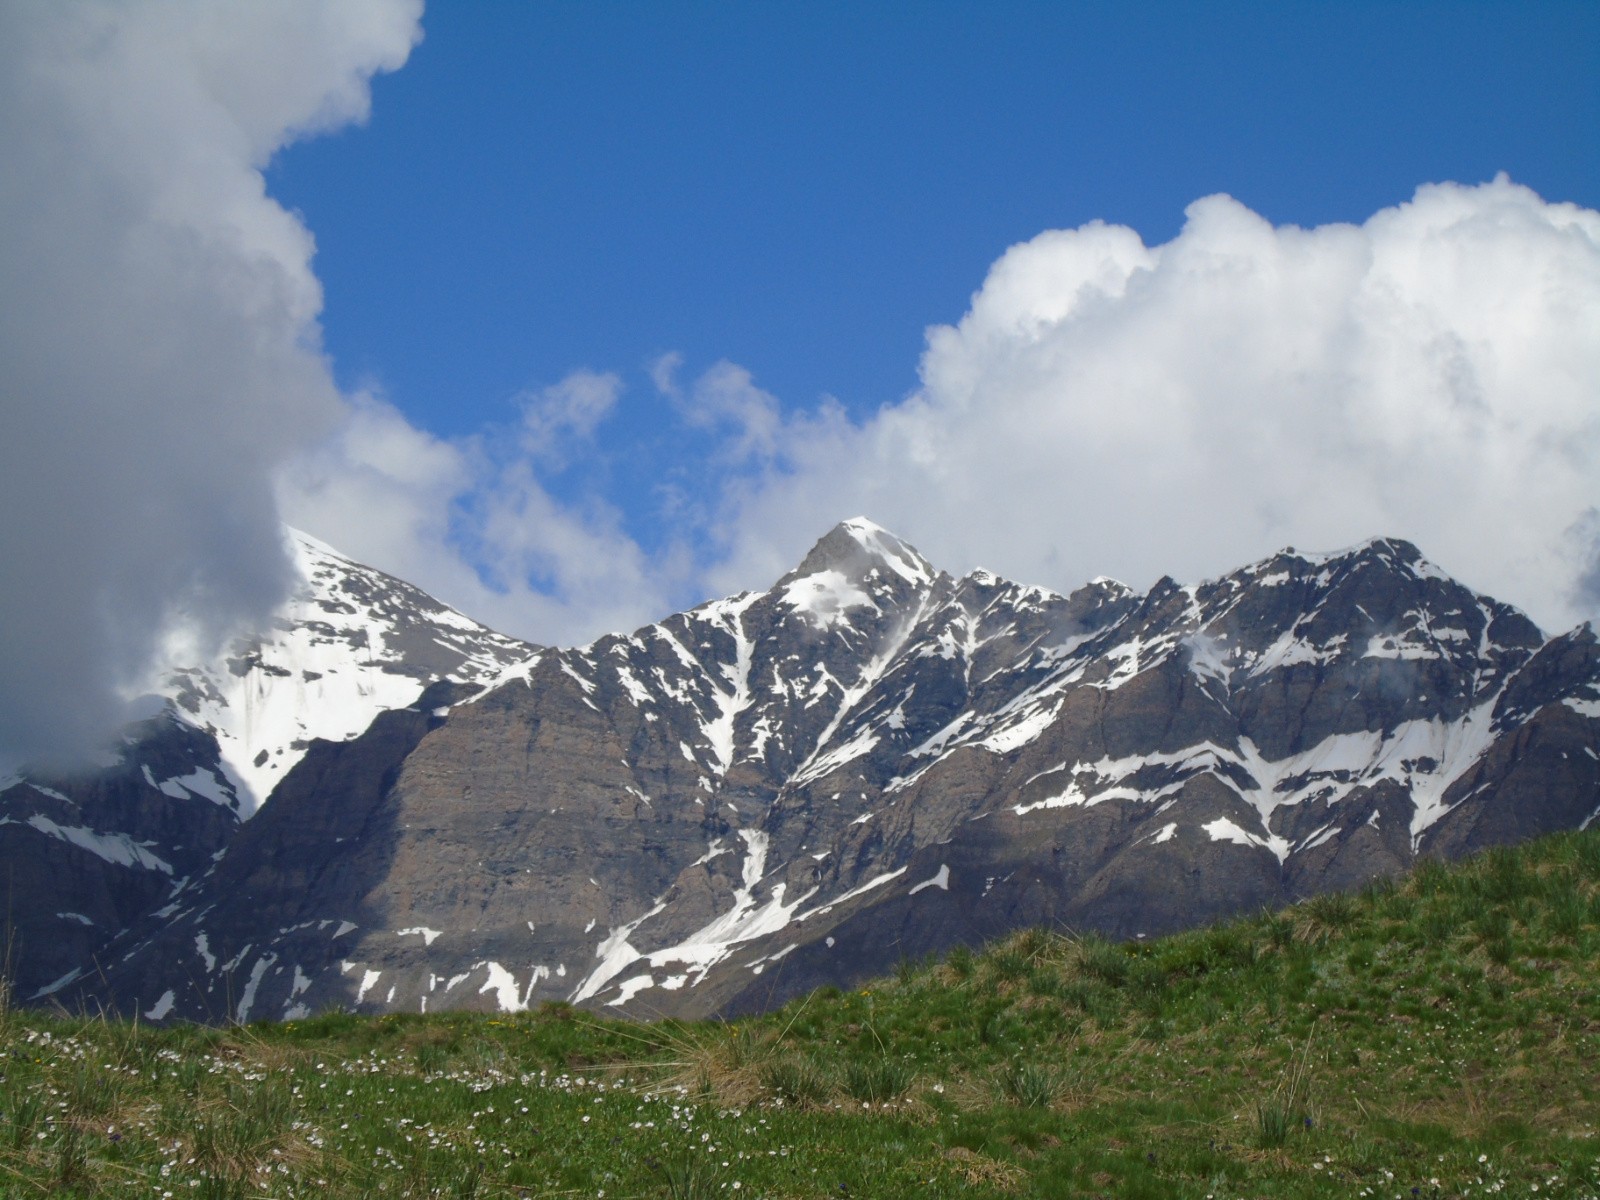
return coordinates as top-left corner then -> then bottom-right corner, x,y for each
2,828 -> 1597,1198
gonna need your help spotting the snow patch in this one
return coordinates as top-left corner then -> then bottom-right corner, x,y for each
702,593 -> 759,772
479,962 -> 526,1012
979,702 -> 1059,753
2,814 -> 173,873
1299,823 -> 1343,852
1202,817 -> 1276,853
570,901 -> 668,1005
782,569 -> 875,629
235,954 -> 276,1023
151,767 -> 236,808
31,967 -> 83,999
593,830 -> 822,1006
1362,633 -> 1438,661
796,866 -> 908,922
793,725 -> 880,784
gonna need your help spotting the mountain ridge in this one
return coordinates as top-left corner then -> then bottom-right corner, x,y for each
3,518 -> 1596,1024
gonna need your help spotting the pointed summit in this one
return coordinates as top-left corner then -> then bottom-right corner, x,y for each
785,517 -> 935,588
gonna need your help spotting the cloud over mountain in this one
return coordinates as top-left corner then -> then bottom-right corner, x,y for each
282,179 -> 1600,657
0,0 -> 421,768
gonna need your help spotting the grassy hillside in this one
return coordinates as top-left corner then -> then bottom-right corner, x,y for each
3,830 -> 1599,1198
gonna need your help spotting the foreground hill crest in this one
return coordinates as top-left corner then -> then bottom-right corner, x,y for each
2,518 -> 1596,1023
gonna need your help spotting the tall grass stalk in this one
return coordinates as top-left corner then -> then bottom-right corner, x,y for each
1255,1027 -> 1318,1148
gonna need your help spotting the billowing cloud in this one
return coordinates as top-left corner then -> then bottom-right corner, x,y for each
0,0 -> 421,769
707,178 -> 1600,635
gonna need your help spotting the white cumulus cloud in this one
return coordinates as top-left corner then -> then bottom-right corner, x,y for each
707,177 -> 1600,635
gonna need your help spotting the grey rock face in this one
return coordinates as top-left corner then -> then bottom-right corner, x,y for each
0,715 -> 240,1002
26,519 -> 1600,1024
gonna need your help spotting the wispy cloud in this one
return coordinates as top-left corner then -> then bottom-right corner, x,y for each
277,383 -> 689,648
517,369 -> 623,464
652,354 -> 784,464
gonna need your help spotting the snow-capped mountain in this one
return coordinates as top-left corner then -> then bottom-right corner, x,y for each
44,519 -> 1598,1026
0,530 -> 537,1003
157,529 -> 536,812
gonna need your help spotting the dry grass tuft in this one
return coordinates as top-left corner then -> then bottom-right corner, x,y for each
942,1145 -> 1024,1191
648,1020 -> 781,1106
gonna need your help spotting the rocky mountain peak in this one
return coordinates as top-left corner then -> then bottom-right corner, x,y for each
1362,535 -> 1424,562
783,517 -> 936,591
154,529 -> 538,812
1240,536 -> 1431,581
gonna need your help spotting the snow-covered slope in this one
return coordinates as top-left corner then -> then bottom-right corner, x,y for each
155,529 -> 537,813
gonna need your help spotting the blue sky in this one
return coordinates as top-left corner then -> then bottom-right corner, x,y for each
266,1 -> 1600,555
4,0 -> 1599,766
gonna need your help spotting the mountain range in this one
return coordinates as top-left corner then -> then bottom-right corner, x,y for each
2,519 -> 1596,1024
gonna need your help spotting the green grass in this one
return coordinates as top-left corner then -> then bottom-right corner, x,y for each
3,828 -> 1600,1197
